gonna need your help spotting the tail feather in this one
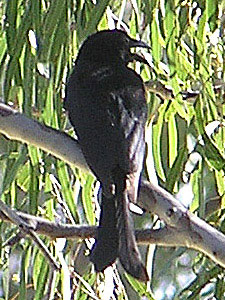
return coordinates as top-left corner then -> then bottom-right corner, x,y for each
90,178 -> 148,282
116,189 -> 148,282
90,195 -> 118,271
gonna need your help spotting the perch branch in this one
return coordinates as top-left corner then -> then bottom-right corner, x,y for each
0,209 -> 209,249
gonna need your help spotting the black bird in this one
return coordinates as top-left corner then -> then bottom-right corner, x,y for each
65,29 -> 149,281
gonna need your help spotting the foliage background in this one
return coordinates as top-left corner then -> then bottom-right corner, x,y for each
0,0 -> 225,299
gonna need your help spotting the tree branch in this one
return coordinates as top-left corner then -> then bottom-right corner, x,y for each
139,181 -> 225,268
0,102 -> 225,269
0,103 -> 89,172
0,209 -> 213,250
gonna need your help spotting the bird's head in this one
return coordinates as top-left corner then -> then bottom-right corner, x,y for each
76,29 -> 150,66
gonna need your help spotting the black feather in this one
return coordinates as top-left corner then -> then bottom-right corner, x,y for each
65,29 -> 149,281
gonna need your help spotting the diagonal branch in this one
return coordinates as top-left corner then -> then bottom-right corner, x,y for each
0,103 -> 89,172
0,102 -> 225,269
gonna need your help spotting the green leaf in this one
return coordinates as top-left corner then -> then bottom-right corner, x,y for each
201,133 -> 225,171
206,0 -> 218,31
165,145 -> 188,192
18,245 -> 31,300
33,251 -> 49,300
57,160 -> 79,222
168,112 -> 177,168
151,9 -> 163,64
78,0 -> 111,43
2,145 -> 27,193
152,103 -> 167,181
126,274 -> 155,299
82,175 -> 95,225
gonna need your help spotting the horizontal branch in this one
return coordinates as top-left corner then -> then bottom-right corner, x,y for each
0,209 -> 203,248
0,103 -> 225,269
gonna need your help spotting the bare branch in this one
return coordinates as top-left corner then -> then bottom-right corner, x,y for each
140,181 -> 225,269
0,209 -> 206,248
0,103 -> 89,172
0,196 -> 59,270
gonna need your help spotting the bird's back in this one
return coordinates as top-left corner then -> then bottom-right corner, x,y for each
66,62 -> 147,195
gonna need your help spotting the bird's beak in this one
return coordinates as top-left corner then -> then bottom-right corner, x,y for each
130,52 -> 149,65
129,38 -> 150,50
128,38 -> 150,66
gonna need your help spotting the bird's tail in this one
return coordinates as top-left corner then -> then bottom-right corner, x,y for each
90,180 -> 148,282
116,186 -> 148,282
90,194 -> 118,271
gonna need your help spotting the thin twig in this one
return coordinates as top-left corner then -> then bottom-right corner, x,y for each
0,199 -> 59,270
